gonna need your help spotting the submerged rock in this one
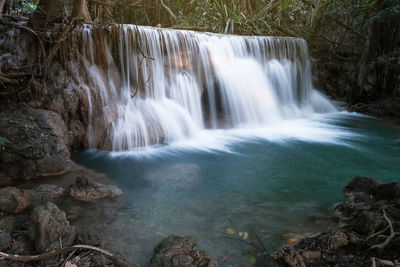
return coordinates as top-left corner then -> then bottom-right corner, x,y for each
149,234 -> 218,267
69,175 -> 122,203
0,105 -> 71,180
28,202 -> 76,253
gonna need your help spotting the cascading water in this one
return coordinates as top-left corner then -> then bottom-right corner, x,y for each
78,24 -> 337,151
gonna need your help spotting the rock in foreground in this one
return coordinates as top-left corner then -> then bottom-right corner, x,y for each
149,234 -> 218,267
0,105 -> 71,180
29,202 -> 76,253
0,185 -> 64,213
273,177 -> 400,267
70,175 -> 122,203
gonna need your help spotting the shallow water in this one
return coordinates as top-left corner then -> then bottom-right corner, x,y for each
72,112 -> 400,266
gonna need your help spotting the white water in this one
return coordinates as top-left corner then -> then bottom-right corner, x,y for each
78,25 -> 337,150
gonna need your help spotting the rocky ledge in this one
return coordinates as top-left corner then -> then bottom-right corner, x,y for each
0,176 -> 219,267
273,177 -> 400,267
0,175 -> 134,267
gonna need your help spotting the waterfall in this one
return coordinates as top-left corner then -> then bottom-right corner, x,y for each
76,24 -> 336,150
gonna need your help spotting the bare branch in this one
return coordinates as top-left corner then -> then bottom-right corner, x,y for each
159,0 -> 177,22
0,244 -> 133,267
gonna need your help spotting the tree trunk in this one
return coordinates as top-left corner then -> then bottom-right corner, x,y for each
30,0 -> 65,28
0,0 -> 5,18
354,0 -> 385,103
70,0 -> 92,22
94,0 -> 114,23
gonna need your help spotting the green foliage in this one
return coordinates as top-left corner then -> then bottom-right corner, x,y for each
11,0 -> 38,15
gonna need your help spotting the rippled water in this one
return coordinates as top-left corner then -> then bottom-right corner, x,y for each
73,112 -> 400,266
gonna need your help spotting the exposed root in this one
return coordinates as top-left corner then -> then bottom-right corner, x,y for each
370,257 -> 395,267
368,225 -> 390,240
370,210 -> 399,250
0,244 -> 133,267
45,19 -> 76,78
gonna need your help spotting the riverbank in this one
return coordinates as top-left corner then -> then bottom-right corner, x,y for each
2,174 -> 399,266
0,164 -> 219,266
272,177 -> 400,267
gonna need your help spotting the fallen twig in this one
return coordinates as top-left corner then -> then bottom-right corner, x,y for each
0,244 -> 133,267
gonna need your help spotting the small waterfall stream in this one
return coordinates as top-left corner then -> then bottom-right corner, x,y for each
77,24 -> 336,150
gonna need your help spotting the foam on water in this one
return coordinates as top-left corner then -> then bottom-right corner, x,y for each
104,112 -> 364,159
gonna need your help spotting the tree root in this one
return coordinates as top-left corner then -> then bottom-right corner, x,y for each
0,244 -> 134,267
370,257 -> 395,267
370,210 -> 400,250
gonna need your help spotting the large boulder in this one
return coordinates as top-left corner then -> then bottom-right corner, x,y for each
29,202 -> 76,253
149,234 -> 218,267
343,176 -> 381,196
0,105 -> 71,180
69,175 -> 122,203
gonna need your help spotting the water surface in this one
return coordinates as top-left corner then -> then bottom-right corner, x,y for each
73,113 -> 400,266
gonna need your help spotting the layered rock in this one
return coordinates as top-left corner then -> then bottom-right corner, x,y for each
0,105 -> 72,180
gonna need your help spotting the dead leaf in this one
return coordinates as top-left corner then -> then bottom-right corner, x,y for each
226,228 -> 235,235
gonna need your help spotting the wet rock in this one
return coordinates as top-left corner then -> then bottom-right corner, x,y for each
149,234 -> 218,267
0,187 -> 35,213
70,175 -> 122,203
28,202 -> 76,253
76,231 -> 105,247
376,182 -> 400,200
301,251 -> 321,261
274,248 -> 305,267
0,216 -> 16,233
91,253 -> 114,266
0,231 -> 12,250
326,230 -> 348,251
343,176 -> 381,196
0,185 -> 64,214
33,184 -> 65,198
0,105 -> 71,180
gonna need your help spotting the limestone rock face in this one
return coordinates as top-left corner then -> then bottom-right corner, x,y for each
29,202 -> 76,253
0,105 -> 71,180
69,175 -> 122,203
149,234 -> 218,267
